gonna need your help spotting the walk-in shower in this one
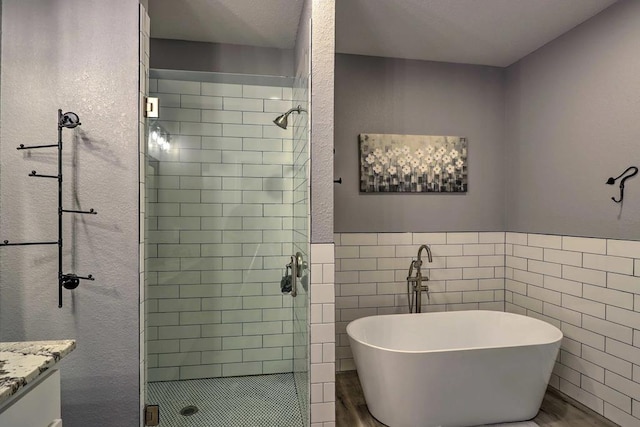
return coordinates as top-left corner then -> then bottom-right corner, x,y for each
143,69 -> 310,426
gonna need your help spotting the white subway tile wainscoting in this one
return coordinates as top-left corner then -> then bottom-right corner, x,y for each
310,243 -> 336,426
336,231 -> 640,426
505,232 -> 640,426
336,231 -> 506,371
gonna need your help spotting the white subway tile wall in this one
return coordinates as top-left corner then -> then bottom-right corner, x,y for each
310,243 -> 336,426
506,232 -> 640,423
336,231 -> 640,427
146,78 -> 295,381
335,232 -> 506,371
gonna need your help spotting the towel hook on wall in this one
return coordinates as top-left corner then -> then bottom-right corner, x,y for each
606,166 -> 638,203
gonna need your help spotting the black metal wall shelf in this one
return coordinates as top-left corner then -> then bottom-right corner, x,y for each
0,109 -> 97,307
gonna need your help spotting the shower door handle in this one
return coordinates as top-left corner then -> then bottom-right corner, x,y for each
290,255 -> 297,297
289,252 -> 304,298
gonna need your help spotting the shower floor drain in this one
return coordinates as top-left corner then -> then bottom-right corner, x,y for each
180,405 -> 199,417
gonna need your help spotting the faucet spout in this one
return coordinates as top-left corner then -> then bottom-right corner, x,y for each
417,244 -> 433,264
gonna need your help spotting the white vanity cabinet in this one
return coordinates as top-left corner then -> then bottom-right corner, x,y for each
0,340 -> 75,427
0,369 -> 62,427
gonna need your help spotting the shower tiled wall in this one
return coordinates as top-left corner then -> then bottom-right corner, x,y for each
505,232 -> 640,426
145,76 -> 295,381
334,231 -> 505,371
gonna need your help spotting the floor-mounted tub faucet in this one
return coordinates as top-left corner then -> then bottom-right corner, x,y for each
407,244 -> 432,313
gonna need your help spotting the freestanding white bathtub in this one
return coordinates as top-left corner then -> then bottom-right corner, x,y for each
347,310 -> 562,427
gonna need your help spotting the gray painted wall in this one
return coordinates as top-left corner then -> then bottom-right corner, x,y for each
310,0 -> 335,243
150,38 -> 294,77
0,0 -> 2,210
505,0 -> 640,240
0,1 -> 140,426
334,54 -> 506,233
295,0 -> 310,84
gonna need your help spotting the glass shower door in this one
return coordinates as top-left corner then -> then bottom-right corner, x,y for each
291,73 -> 311,427
142,70 -> 308,426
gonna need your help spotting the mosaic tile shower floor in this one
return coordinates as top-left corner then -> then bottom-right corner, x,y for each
148,373 -> 304,427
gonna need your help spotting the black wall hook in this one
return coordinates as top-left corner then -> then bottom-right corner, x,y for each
607,166 -> 638,203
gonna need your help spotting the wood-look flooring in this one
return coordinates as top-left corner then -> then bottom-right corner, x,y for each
336,371 -> 618,427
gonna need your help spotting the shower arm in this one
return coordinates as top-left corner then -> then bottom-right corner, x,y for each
287,105 -> 307,115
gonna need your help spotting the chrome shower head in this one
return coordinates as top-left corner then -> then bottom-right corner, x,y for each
273,113 -> 289,129
273,105 -> 307,129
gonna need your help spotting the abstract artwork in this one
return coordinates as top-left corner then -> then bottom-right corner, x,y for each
359,134 -> 468,193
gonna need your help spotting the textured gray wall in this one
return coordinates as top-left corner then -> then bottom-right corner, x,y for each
310,0 -> 335,243
0,1 -> 140,426
505,0 -> 640,240
150,38 -> 294,77
0,0 -> 2,210
334,54 -> 506,233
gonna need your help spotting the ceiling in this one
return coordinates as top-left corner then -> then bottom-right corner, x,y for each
149,0 -> 305,49
150,0 -> 618,67
337,0 -> 618,66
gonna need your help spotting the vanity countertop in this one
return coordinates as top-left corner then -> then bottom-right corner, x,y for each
0,340 -> 76,406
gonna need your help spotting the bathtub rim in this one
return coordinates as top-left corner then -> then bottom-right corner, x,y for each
346,310 -> 563,354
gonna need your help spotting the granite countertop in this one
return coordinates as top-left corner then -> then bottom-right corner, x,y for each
0,340 -> 76,406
